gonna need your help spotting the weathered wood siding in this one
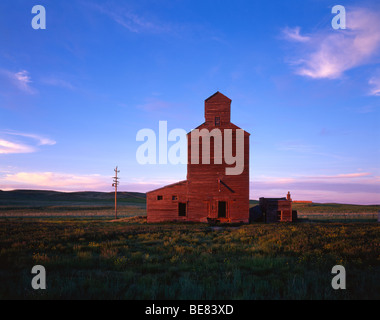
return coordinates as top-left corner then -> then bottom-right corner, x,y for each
147,92 -> 250,223
146,181 -> 188,223
187,127 -> 249,223
259,197 -> 293,223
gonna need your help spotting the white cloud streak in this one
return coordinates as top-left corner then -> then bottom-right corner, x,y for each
283,8 -> 380,79
0,140 -> 36,154
282,26 -> 311,43
2,131 -> 56,146
369,75 -> 380,96
91,3 -> 171,34
0,131 -> 56,154
42,77 -> 75,90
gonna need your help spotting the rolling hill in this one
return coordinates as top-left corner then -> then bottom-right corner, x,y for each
0,190 -> 378,217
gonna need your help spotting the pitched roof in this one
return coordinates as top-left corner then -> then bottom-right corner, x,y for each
146,180 -> 187,194
205,91 -> 231,102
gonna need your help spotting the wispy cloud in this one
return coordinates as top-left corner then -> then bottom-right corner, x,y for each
256,172 -> 372,182
0,171 -> 177,192
1,172 -> 107,191
276,141 -> 345,159
1,130 -> 56,146
334,172 -> 371,178
354,105 -> 376,113
41,77 -> 75,90
0,140 -> 36,154
0,130 -> 56,154
282,26 -> 311,42
369,74 -> 380,96
90,3 -> 171,34
277,142 -> 315,153
136,98 -> 173,111
282,8 -> 380,79
306,172 -> 372,179
0,69 -> 36,94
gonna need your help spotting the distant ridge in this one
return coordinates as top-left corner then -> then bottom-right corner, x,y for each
0,190 -> 378,208
0,189 -> 146,203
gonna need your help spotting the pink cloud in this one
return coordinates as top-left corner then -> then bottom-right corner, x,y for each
283,8 -> 380,79
2,170 -> 378,204
0,139 -> 35,154
0,131 -> 56,154
0,69 -> 36,94
1,172 -> 108,191
0,171 -> 177,193
335,172 -> 371,178
251,172 -> 380,204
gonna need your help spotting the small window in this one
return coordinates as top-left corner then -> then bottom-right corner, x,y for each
157,195 -> 163,200
215,117 -> 220,126
172,195 -> 178,201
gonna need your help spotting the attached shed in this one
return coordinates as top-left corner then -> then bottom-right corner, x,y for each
259,192 -> 297,223
146,181 -> 188,223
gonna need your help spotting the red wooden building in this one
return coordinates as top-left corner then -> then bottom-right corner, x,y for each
147,92 -> 250,223
259,192 -> 297,222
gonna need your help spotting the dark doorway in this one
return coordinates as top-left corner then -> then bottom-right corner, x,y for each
178,203 -> 187,217
218,201 -> 227,218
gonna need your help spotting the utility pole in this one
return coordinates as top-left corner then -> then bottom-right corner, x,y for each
112,166 -> 120,219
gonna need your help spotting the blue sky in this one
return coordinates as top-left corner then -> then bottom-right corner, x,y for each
0,0 -> 379,204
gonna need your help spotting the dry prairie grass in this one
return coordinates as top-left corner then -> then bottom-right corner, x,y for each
0,217 -> 379,299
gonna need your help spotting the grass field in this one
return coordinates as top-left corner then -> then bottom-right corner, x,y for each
0,190 -> 379,300
0,217 -> 379,300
